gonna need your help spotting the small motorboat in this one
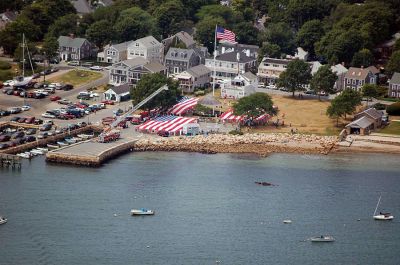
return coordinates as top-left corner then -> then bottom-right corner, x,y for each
17,152 -> 33,159
57,141 -> 69,147
47,144 -> 60,149
310,235 -> 335,242
255,181 -> 272,186
71,137 -> 82,142
36,147 -> 48,153
131,208 -> 155,216
78,133 -> 94,139
0,216 -> 7,225
283,220 -> 292,224
64,138 -> 77,144
30,149 -> 45,155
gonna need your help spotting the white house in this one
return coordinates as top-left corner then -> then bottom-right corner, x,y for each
97,41 -> 132,63
220,72 -> 257,99
127,36 -> 164,64
103,83 -> 131,102
331,64 -> 348,91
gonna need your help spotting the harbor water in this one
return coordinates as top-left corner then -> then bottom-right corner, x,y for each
0,152 -> 399,264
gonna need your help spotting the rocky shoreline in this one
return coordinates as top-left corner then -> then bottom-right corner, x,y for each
133,133 -> 338,156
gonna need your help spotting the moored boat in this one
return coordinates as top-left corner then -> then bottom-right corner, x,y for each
64,138 -> 77,144
0,216 -> 7,225
310,235 -> 335,242
36,147 -> 48,153
47,143 -> 60,149
17,152 -> 33,159
131,208 -> 155,216
57,141 -> 69,147
30,149 -> 45,155
373,196 -> 394,221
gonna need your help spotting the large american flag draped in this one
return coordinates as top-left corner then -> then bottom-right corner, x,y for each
216,26 -> 236,43
138,115 -> 198,135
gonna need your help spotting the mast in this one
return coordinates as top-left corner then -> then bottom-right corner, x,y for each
373,196 -> 381,216
22,33 -> 25,77
212,24 -> 217,97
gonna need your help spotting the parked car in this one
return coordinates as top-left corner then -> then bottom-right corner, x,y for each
279,87 -> 289,92
34,93 -> 46,99
157,131 -> 170,137
25,128 -> 37,135
9,107 -> 22,114
0,143 -> 9,149
41,113 -> 56,119
90,65 -> 103,71
0,135 -> 11,142
24,135 -> 36,142
44,87 -> 55,94
67,61 -> 79,66
3,80 -> 15,86
50,95 -> 61,101
37,132 -> 48,139
17,117 -> 26,123
0,110 -> 10,116
34,119 -> 43,125
10,116 -> 20,122
6,89 -> 14,95
39,123 -> 52,131
34,82 -> 45,89
43,120 -> 54,125
21,105 -> 31,111
57,98 -> 72,105
61,84 -> 73,91
101,100 -> 114,105
11,131 -> 24,139
24,117 -> 36,124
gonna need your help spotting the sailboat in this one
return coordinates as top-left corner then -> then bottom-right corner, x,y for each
373,196 -> 394,220
13,33 -> 34,87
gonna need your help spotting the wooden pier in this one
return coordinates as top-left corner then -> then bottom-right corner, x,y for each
0,154 -> 21,170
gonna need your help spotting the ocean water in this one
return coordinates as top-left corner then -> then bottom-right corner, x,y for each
0,152 -> 399,265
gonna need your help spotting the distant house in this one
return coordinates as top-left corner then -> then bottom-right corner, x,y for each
164,48 -> 200,76
109,57 -> 166,86
175,64 -> 211,93
162,31 -> 196,50
205,51 -> 257,82
0,10 -> 17,30
103,83 -> 131,102
344,67 -> 376,91
217,42 -> 259,59
346,108 -> 383,135
388,72 -> 400,98
257,57 -> 291,85
331,64 -> 348,91
97,41 -> 132,64
127,36 -> 164,64
69,0 -> 92,15
375,32 -> 400,60
220,0 -> 232,7
220,72 -> 258,99
58,35 -> 94,61
287,47 -> 309,61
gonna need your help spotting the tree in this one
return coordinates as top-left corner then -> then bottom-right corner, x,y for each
131,73 -> 180,111
286,0 -> 334,29
310,65 -> 337,100
261,22 -> 296,56
86,20 -> 115,48
326,98 -> 347,127
47,14 -> 79,38
195,4 -> 240,25
277,59 -> 312,97
233,22 -> 258,45
233,93 -> 277,117
351,49 -> 373,68
258,42 -> 281,62
195,16 -> 225,53
387,51 -> 400,75
42,36 -> 59,60
154,0 -> 186,38
326,89 -> 362,126
361,84 -> 378,105
296,19 -> 324,57
394,39 -> 400,53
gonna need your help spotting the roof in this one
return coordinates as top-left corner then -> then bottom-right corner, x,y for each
331,64 -> 348,75
345,67 -> 372,80
174,31 -> 196,48
357,108 -> 383,120
165,48 -> 195,61
70,0 -> 91,14
58,36 -> 89,48
1,11 -> 17,21
310,61 -> 322,75
219,42 -> 259,51
109,83 -> 131,95
199,94 -> 221,106
390,72 -> 400,84
242,71 -> 257,81
121,57 -> 148,67
135,36 -> 161,48
262,57 -> 291,66
186,64 -> 211,77
346,116 -> 374,129
144,62 -> 166,73
366,66 -> 379,75
216,51 -> 255,63
111,41 -> 133,52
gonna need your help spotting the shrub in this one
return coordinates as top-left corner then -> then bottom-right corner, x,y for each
386,102 -> 400,115
229,130 -> 243,135
194,90 -> 205,96
0,61 -> 11,70
373,103 -> 386,110
0,70 -> 13,81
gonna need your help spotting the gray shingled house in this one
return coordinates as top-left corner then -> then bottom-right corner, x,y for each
97,41 -> 133,64
388,72 -> 400,98
175,64 -> 211,93
58,35 -> 94,61
164,48 -> 200,76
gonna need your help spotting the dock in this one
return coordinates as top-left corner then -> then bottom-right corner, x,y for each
46,130 -> 139,166
0,154 -> 21,170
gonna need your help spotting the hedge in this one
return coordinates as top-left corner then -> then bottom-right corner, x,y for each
386,102 -> 400,115
0,61 -> 11,70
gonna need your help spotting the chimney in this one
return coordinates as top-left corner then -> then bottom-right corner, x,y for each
222,47 -> 225,54
236,52 -> 240,62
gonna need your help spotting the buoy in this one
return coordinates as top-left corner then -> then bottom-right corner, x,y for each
114,214 -> 117,217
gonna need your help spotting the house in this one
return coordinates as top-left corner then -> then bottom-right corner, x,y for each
205,51 -> 257,82
97,41 -> 132,63
103,83 -> 131,102
108,57 -> 166,86
257,57 -> 291,85
366,66 -> 380,84
220,0 -> 232,6
164,48 -> 200,76
162,31 -> 196,50
69,0 -> 92,15
127,36 -> 164,64
175,64 -> 211,93
0,10 -> 17,30
375,32 -> 400,60
218,42 -> 259,59
344,67 -> 376,91
287,47 -> 309,61
220,72 -> 258,99
331,64 -> 348,91
58,35 -> 94,61
346,108 -> 383,135
388,72 -> 400,98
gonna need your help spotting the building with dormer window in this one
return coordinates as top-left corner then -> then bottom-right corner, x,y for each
344,67 -> 376,91
127,36 -> 164,64
164,48 -> 200,76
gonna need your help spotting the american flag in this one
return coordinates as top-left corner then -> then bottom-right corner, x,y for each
216,26 -> 236,43
138,115 -> 198,135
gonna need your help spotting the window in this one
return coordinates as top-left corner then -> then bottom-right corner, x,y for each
112,51 -> 116,55
346,79 -> 350,84
231,64 -> 234,68
392,92 -> 396,97
352,79 -> 356,85
135,43 -> 139,47
107,50 -> 111,55
273,64 -> 279,67
135,51 -> 139,55
140,52 -> 144,56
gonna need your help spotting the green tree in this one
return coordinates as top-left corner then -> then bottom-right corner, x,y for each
86,20 -> 115,48
47,14 -> 79,38
394,39 -> 400,53
361,84 -> 378,105
261,22 -> 296,56
387,51 -> 400,75
233,22 -> 258,45
114,7 -> 158,42
277,59 -> 312,97
326,98 -> 346,127
233,92 -> 277,118
326,89 -> 362,126
131,73 -> 180,111
286,0 -> 334,29
195,16 -> 225,53
296,19 -> 324,56
310,65 -> 337,100
258,42 -> 281,62
154,0 -> 186,38
351,49 -> 374,68
42,36 -> 59,60
195,4 -> 240,24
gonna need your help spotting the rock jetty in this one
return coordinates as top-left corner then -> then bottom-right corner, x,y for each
133,133 -> 338,156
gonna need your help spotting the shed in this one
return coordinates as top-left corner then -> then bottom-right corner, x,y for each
182,123 -> 200,136
103,83 -> 131,102
345,116 -> 374,135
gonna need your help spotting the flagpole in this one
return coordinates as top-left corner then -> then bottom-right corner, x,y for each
213,24 -> 217,97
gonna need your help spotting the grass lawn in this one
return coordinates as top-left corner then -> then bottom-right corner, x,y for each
378,121 -> 400,135
49,69 -> 102,87
250,95 -> 343,136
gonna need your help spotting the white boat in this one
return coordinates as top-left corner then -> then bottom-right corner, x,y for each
131,209 -> 155,216
36,147 -> 48,153
13,75 -> 34,87
17,152 -> 33,159
71,137 -> 82,142
373,196 -> 394,220
0,216 -> 7,225
64,138 -> 77,144
57,141 -> 69,147
77,134 -> 94,140
310,235 -> 335,242
30,149 -> 45,155
283,220 -> 292,224
47,144 -> 60,149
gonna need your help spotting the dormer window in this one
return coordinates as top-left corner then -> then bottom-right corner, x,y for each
135,43 -> 139,47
